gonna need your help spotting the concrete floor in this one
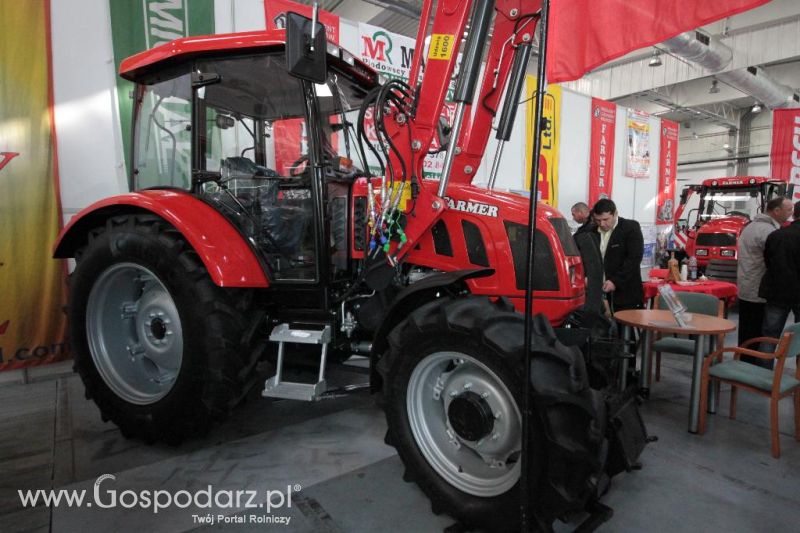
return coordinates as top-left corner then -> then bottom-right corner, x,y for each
1,317 -> 799,533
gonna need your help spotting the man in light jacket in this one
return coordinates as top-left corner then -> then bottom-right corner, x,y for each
736,196 -> 794,364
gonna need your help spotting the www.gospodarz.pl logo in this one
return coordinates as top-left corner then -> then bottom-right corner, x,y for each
18,474 -> 299,524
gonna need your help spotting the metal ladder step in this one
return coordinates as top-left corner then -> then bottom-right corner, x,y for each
262,324 -> 332,402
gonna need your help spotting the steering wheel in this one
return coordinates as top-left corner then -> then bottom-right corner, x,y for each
289,154 -> 310,177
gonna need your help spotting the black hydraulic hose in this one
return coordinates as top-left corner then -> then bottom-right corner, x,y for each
521,1 -> 550,531
496,43 -> 532,141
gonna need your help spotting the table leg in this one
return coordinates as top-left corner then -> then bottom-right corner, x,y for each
688,334 -> 705,433
707,335 -> 717,414
619,325 -> 631,391
639,328 -> 652,399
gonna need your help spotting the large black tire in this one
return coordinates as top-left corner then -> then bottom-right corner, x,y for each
69,214 -> 252,444
378,296 -> 606,531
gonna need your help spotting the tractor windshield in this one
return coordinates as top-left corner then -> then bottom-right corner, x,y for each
698,186 -> 761,222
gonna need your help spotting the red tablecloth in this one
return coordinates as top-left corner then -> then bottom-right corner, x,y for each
642,280 -> 738,306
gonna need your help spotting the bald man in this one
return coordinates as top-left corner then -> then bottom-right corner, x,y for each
572,202 -> 596,235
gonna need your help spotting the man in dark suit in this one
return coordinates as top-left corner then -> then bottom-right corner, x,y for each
592,198 -> 644,311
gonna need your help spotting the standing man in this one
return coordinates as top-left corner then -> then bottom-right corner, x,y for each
758,200 -> 800,368
736,196 -> 793,361
592,199 -> 644,311
571,202 -> 596,235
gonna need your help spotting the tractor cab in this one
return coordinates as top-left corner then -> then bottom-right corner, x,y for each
124,30 -> 378,286
674,176 -> 787,266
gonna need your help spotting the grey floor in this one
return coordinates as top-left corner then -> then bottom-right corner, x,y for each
1,315 -> 799,533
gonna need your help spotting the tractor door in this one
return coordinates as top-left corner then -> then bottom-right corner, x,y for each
191,53 -> 321,284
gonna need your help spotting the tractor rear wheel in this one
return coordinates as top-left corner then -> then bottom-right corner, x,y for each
379,296 -> 606,531
69,214 -> 251,444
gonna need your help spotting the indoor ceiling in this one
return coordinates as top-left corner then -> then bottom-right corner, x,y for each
293,0 -> 800,127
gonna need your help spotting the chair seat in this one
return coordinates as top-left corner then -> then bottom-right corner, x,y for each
709,360 -> 800,394
652,337 -> 696,355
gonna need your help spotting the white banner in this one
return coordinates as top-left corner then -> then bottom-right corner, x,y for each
625,109 -> 651,178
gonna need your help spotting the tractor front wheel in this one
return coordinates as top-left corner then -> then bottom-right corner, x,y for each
379,296 -> 606,531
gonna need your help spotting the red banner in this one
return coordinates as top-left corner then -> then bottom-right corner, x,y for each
657,120 -> 679,223
265,0 -> 340,44
546,0 -> 770,83
770,108 -> 800,202
588,98 -> 616,206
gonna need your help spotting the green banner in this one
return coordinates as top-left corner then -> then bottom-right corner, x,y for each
109,0 -> 215,179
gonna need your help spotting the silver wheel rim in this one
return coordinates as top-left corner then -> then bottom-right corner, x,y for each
407,351 -> 522,497
86,262 -> 183,405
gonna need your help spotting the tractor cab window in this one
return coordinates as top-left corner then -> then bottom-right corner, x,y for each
133,73 -> 193,190
194,54 -> 317,282
699,186 -> 761,222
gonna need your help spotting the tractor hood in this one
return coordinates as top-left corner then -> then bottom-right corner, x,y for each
696,216 -> 748,236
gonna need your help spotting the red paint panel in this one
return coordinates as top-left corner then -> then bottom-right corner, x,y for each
55,190 -> 269,288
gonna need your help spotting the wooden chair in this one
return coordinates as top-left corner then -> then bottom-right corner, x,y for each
698,322 -> 800,458
650,292 -> 725,384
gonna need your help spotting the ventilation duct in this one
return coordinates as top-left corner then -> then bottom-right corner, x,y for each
662,31 -> 733,72
661,31 -> 799,109
717,67 -> 800,109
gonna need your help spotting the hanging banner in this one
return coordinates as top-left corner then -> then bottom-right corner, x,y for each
625,109 -> 651,178
358,22 -> 416,81
0,1 -> 68,371
588,98 -> 616,205
266,0 -> 340,44
770,108 -> 800,201
657,120 -> 679,224
525,78 -> 562,207
109,0 -> 215,177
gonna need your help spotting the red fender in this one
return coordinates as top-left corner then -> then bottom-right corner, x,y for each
54,190 -> 269,288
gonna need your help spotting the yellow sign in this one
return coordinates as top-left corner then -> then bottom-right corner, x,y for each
428,34 -> 455,60
0,2 -> 68,370
524,78 -> 561,207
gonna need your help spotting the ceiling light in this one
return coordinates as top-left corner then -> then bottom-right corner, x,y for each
723,143 -> 730,149
709,79 -> 720,94
648,49 -> 662,67
692,132 -> 699,140
752,102 -> 762,113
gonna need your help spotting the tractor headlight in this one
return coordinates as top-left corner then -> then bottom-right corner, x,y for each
696,249 -> 709,256
720,249 -> 735,257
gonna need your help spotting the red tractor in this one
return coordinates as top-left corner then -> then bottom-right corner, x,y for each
54,4 -> 644,530
673,176 -> 789,274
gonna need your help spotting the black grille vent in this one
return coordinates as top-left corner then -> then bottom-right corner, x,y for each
504,221 -> 558,291
462,220 -> 489,267
432,219 -> 453,257
696,232 -> 737,247
353,197 -> 367,251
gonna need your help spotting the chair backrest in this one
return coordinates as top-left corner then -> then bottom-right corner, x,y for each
778,321 -> 800,360
656,292 -> 722,317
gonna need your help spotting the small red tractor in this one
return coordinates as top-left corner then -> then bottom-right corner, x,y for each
54,3 -> 645,529
672,176 -> 789,276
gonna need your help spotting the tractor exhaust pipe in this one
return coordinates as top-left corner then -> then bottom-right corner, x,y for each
438,0 -> 496,197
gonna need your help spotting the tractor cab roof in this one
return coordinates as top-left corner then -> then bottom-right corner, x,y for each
701,176 -> 776,188
119,29 -> 379,88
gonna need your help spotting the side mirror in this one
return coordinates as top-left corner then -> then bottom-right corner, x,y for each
285,12 -> 327,83
215,114 -> 235,129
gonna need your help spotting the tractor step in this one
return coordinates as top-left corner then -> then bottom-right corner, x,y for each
262,324 -> 332,402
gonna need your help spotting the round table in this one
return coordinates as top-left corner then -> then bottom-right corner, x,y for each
642,280 -> 738,307
614,309 -> 736,433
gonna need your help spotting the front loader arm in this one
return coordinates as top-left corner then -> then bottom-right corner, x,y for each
369,0 -> 542,263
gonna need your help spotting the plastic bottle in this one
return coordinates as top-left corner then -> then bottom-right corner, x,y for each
688,256 -> 698,281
